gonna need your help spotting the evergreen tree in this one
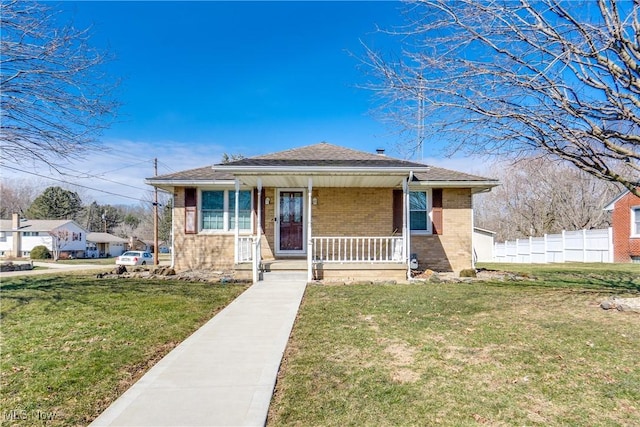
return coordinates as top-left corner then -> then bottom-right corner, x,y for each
26,186 -> 83,220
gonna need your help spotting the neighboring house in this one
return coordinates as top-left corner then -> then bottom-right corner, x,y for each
604,188 -> 640,263
473,227 -> 496,263
128,238 -> 151,252
86,232 -> 128,258
0,214 -> 88,259
146,142 -> 499,281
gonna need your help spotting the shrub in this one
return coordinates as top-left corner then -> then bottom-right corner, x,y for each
30,245 -> 51,259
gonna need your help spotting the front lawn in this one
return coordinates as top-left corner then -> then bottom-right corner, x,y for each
269,264 -> 640,426
0,274 -> 246,426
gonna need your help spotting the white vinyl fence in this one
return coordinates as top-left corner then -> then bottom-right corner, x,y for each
493,228 -> 613,263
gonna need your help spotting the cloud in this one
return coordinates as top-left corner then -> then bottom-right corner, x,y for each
2,138 -> 229,206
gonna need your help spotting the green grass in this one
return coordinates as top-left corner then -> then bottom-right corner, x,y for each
1,274 -> 246,426
479,262 -> 640,292
36,257 -> 117,265
269,264 -> 640,426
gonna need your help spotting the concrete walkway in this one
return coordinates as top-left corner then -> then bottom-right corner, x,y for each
90,271 -> 308,427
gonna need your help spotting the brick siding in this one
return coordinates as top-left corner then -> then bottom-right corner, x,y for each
172,186 -> 473,273
611,190 -> 640,263
411,188 -> 473,272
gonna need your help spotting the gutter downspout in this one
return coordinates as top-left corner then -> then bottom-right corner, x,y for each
405,172 -> 414,280
307,177 -> 313,282
170,191 -> 175,269
234,179 -> 240,264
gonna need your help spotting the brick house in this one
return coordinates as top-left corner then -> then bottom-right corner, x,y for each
147,143 -> 499,281
604,188 -> 640,263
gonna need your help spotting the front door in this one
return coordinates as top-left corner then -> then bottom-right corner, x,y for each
278,191 -> 304,252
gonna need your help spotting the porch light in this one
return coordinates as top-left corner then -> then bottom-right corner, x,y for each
265,197 -> 270,205
312,197 -> 318,205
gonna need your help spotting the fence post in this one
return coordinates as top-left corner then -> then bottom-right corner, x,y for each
543,234 -> 548,263
608,227 -> 614,263
582,229 -> 587,263
561,230 -> 566,263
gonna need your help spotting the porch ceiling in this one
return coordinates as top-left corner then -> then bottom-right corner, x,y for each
236,173 -> 406,188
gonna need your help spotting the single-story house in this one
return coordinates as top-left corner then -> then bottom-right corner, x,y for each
86,232 -> 128,258
146,142 -> 499,282
128,237 -> 152,252
604,187 -> 640,263
0,214 -> 88,259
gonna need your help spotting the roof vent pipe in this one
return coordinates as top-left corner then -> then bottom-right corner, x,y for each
376,148 -> 385,155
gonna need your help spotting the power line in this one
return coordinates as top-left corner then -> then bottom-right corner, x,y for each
2,164 -> 153,204
91,158 -> 154,175
157,160 -> 177,174
54,164 -> 151,192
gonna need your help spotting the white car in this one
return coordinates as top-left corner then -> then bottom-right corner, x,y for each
115,251 -> 153,266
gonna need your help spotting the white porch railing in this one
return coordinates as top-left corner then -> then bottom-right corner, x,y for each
238,236 -> 253,262
312,236 -> 404,263
252,234 -> 261,283
238,235 -> 262,283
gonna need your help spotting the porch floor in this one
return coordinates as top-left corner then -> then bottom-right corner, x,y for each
236,259 -> 407,282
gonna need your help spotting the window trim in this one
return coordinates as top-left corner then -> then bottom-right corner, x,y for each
409,189 -> 433,235
631,206 -> 640,238
198,189 -> 253,234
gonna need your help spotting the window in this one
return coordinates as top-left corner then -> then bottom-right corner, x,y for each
633,207 -> 640,237
0,232 -> 5,242
202,191 -> 225,230
229,191 -> 252,230
23,231 -> 39,236
409,191 -> 429,232
201,190 -> 252,232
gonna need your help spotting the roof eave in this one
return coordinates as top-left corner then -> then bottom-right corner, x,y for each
213,166 -> 430,174
411,180 -> 500,192
145,179 -> 236,187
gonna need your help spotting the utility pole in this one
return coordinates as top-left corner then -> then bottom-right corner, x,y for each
153,158 -> 159,266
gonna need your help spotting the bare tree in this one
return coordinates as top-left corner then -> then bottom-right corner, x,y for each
475,158 -> 621,241
0,1 -> 118,169
0,178 -> 43,218
362,0 -> 640,196
49,229 -> 71,261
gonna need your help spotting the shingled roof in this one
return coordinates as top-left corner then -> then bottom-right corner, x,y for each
152,166 -> 233,182
148,142 -> 497,186
220,142 -> 427,168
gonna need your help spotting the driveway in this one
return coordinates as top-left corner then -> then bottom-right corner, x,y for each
0,260 -> 169,278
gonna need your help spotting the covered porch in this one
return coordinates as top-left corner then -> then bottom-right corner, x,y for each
230,171 -> 414,283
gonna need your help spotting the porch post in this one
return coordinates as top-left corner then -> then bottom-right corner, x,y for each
403,176 -> 411,280
307,177 -> 313,282
402,178 -> 407,261
234,178 -> 240,264
254,178 -> 263,283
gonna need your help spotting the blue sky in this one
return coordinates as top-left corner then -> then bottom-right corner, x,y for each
6,1 -> 487,205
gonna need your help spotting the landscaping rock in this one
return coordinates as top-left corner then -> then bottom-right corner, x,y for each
152,267 -> 176,276
600,297 -> 640,313
1,261 -> 33,272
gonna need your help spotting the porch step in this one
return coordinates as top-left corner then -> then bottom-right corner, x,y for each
261,259 -> 307,271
